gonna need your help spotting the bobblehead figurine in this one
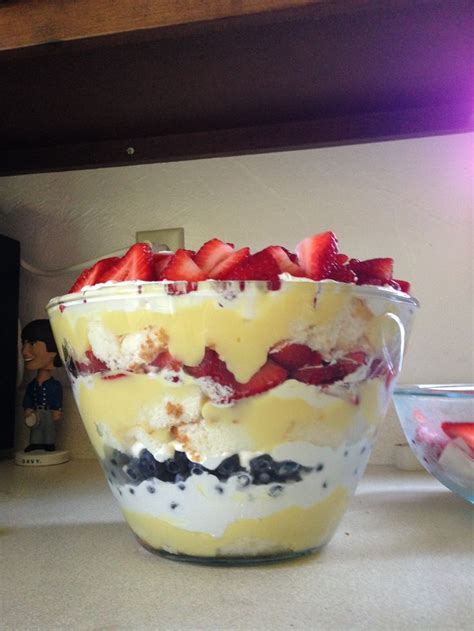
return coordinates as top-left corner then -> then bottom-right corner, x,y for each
16,319 -> 69,466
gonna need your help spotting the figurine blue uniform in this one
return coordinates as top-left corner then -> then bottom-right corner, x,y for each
21,319 -> 63,452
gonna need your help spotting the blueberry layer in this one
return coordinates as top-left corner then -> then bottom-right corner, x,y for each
103,448 -> 315,488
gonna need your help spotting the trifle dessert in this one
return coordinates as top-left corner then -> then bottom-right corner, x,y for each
47,232 -> 418,562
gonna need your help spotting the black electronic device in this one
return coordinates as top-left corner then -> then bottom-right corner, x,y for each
0,234 -> 20,453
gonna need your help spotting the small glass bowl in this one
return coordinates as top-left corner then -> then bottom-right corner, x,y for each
393,385 -> 474,502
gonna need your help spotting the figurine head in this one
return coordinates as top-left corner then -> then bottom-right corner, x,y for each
21,319 -> 61,371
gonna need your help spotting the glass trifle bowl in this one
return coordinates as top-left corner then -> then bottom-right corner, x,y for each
47,279 -> 418,563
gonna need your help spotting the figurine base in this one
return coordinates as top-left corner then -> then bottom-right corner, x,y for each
15,449 -> 70,467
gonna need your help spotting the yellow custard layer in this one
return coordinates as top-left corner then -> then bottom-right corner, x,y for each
123,486 -> 348,557
50,281 -> 384,383
75,372 -> 386,459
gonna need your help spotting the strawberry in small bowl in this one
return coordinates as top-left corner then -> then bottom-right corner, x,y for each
393,385 -> 474,502
47,232 -> 418,563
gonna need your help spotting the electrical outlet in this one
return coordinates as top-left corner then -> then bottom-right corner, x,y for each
136,228 -> 184,252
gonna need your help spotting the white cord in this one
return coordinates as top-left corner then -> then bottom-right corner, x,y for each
20,244 -> 171,277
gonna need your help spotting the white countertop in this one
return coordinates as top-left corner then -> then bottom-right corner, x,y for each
1,459 -> 472,630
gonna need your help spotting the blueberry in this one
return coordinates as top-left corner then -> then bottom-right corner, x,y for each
256,472 -> 271,485
250,455 -> 274,474
138,450 -> 161,478
236,473 -> 251,488
217,455 -> 242,478
269,484 -> 284,497
129,488 -> 135,494
165,459 -> 180,474
124,458 -> 142,482
315,463 -> 324,472
277,460 -> 299,477
190,463 -> 205,476
170,502 -> 178,510
165,451 -> 190,478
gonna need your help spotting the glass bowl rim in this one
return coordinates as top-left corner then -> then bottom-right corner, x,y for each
46,279 -> 419,311
394,384 -> 474,399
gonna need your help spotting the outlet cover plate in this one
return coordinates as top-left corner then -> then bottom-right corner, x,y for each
136,228 -> 184,252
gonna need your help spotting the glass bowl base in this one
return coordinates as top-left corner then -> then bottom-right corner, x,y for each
137,538 -> 324,566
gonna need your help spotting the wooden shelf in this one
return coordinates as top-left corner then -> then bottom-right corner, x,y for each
1,0 -> 473,175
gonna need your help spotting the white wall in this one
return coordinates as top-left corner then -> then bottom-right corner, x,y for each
1,133 -> 473,461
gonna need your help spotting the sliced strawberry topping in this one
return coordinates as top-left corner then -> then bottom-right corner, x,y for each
234,360 -> 287,399
69,256 -> 120,293
349,258 -> 394,283
441,422 -> 474,450
102,243 -> 154,284
194,239 -> 234,274
153,252 -> 173,279
264,246 -> 305,277
270,343 -> 322,371
162,249 -> 207,282
327,265 -> 357,283
223,250 -> 281,286
150,350 -> 182,372
394,279 -> 411,293
296,231 -> 338,280
335,253 -> 349,265
209,247 -> 250,279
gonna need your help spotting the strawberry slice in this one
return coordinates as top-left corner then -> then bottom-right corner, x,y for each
76,349 -> 108,374
150,350 -> 182,372
264,246 -> 305,277
441,422 -> 474,450
68,256 -> 120,293
270,343 -> 322,370
335,253 -> 349,265
185,349 -> 287,400
349,258 -> 394,282
162,249 -> 207,282
294,352 -> 366,385
293,364 -> 344,386
394,279 -> 411,293
185,348 -> 237,400
195,239 -> 234,274
223,250 -> 281,286
415,424 -> 448,462
327,265 -> 357,283
153,252 -> 173,279
101,243 -> 154,284
208,247 -> 251,279
235,360 -> 287,399
296,232 -> 338,280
